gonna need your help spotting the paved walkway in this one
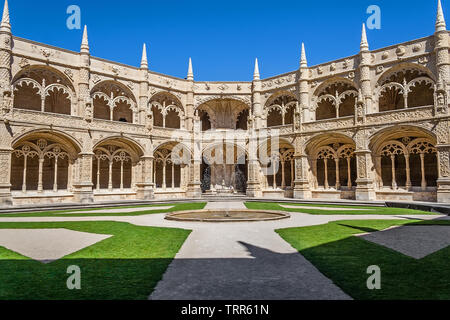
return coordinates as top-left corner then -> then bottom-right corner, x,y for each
0,201 -> 446,300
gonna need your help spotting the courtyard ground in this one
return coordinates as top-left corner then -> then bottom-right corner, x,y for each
0,201 -> 448,300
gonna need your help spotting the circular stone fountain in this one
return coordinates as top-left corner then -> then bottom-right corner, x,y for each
165,209 -> 290,222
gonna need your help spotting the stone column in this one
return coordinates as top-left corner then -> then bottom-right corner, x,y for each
108,159 -> 113,191
79,26 -> 91,118
355,150 -> 377,201
374,156 -> 383,189
405,154 -> 411,190
139,74 -> 149,126
171,163 -> 175,190
53,157 -> 58,192
323,158 -> 329,189
290,159 -> 294,188
22,154 -> 27,192
136,155 -> 155,200
0,148 -> 12,206
347,157 -> 352,189
359,26 -> 374,114
246,130 -> 261,197
37,157 -> 44,193
186,159 -> 202,198
186,115 -> 202,197
312,159 -> 318,189
390,155 -> 397,190
96,157 -> 100,190
420,153 -> 427,190
162,162 -> 167,190
335,158 -> 340,189
437,145 -> 450,202
435,11 -> 450,87
293,155 -> 312,199
120,160 -> 124,191
72,153 -> 94,203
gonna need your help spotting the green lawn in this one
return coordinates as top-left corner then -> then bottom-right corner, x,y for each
277,220 -> 450,300
0,202 -> 206,218
245,202 -> 435,215
0,221 -> 191,300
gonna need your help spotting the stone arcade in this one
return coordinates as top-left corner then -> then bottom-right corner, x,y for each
1,0 -> 450,206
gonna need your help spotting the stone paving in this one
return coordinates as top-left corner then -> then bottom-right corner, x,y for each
0,201 -> 446,300
358,225 -> 450,259
279,204 -> 374,211
204,202 -> 247,210
0,229 -> 111,263
63,206 -> 174,215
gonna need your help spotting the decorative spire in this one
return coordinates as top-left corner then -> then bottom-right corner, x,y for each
141,43 -> 148,69
360,23 -> 369,51
187,57 -> 194,81
300,43 -> 307,68
436,0 -> 447,32
80,25 -> 89,53
253,58 -> 260,81
0,0 -> 10,33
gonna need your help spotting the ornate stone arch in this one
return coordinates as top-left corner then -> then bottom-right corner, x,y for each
149,91 -> 184,113
369,125 -> 437,153
313,77 -> 358,97
153,140 -> 193,162
194,95 -> 251,110
149,92 -> 185,128
304,132 -> 356,156
11,130 -> 81,193
90,80 -> 137,103
12,129 -> 82,158
12,65 -> 76,115
196,98 -> 250,129
90,80 -> 137,122
369,125 -> 438,191
312,77 -> 358,119
376,62 -> 436,86
377,140 -> 408,157
375,63 -> 435,112
93,136 -> 144,163
407,138 -> 437,155
264,90 -> 298,127
264,90 -> 298,107
12,65 -> 76,91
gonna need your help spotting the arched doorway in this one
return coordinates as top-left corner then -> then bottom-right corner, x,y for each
11,132 -> 80,194
370,126 -> 438,202
92,138 -> 143,192
202,143 -> 248,194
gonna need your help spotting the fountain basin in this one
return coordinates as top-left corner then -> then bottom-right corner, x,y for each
165,209 -> 290,222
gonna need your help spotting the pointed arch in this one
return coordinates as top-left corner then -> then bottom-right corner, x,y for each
13,65 -> 76,115
91,80 -> 137,123
149,92 -> 185,129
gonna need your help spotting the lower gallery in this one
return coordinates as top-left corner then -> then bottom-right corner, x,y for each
1,1 -> 450,207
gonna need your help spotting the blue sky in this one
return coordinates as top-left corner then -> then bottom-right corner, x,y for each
8,0 -> 446,81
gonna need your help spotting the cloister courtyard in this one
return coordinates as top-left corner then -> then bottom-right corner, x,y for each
0,0 -> 450,304
0,199 -> 448,300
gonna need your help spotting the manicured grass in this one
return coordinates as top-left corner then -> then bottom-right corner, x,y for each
245,201 -> 435,215
276,220 -> 450,300
0,202 -> 207,218
0,221 -> 191,300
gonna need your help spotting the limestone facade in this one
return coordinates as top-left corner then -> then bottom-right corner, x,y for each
1,0 -> 450,206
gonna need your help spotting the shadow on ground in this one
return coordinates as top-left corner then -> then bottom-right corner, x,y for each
277,219 -> 450,300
